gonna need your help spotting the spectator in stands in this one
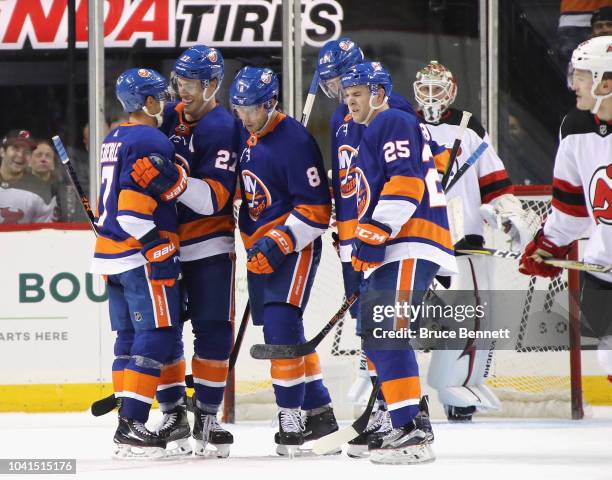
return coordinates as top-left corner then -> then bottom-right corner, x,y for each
591,6 -> 612,36
0,130 -> 57,224
557,0 -> 610,69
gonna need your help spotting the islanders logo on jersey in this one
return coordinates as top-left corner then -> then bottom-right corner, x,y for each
354,167 -> 370,220
242,170 -> 271,221
589,164 -> 612,225
337,145 -> 358,199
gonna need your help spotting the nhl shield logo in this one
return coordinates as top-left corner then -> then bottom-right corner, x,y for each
600,124 -> 608,136
207,50 -> 218,63
261,71 -> 273,84
339,40 -> 353,51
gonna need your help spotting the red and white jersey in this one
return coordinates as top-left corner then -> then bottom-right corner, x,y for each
419,108 -> 513,238
0,174 -> 56,224
544,109 -> 612,283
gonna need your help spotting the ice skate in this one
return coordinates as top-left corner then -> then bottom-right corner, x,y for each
193,409 -> 233,458
347,406 -> 392,459
275,408 -> 304,457
414,396 -> 434,443
112,416 -> 166,459
155,405 -> 192,456
369,420 -> 435,465
299,405 -> 340,455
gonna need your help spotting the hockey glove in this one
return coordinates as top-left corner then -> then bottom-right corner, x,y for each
247,225 -> 296,274
351,220 -> 391,272
131,154 -> 188,201
518,229 -> 571,278
480,194 -> 540,250
141,237 -> 181,287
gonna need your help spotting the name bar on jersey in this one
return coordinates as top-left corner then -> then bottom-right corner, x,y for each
0,0 -> 343,50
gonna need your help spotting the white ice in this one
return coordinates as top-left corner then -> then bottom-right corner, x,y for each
1,409 -> 612,480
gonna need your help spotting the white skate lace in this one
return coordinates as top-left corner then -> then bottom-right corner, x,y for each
279,410 -> 303,433
365,409 -> 391,434
133,421 -> 154,437
201,414 -> 224,443
156,411 -> 178,434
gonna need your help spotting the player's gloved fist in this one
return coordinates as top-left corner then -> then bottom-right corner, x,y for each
140,237 -> 181,287
518,229 -> 571,278
247,225 -> 296,274
131,153 -> 188,201
351,219 -> 391,272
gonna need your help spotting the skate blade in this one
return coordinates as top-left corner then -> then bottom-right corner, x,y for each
279,442 -> 342,458
112,444 -> 166,460
164,437 -> 193,457
346,444 -> 369,459
194,439 -> 231,458
370,444 -> 435,465
275,444 -> 304,458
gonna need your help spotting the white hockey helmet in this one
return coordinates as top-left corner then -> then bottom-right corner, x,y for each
571,35 -> 612,113
413,60 -> 457,123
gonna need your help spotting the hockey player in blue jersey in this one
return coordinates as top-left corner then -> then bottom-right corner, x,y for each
230,66 -> 338,455
90,68 -> 187,458
131,46 -> 239,457
340,62 -> 458,464
316,37 -> 449,457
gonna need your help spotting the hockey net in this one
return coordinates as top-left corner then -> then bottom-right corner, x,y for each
224,185 -> 586,421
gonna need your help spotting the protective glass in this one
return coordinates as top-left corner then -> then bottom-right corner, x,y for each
320,76 -> 343,101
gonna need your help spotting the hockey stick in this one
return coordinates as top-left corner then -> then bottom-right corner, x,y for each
456,245 -> 611,273
301,71 -> 319,127
249,291 -> 359,360
313,381 -> 381,455
440,111 -> 471,190
91,303 -> 252,416
51,135 -> 99,235
444,141 -> 488,192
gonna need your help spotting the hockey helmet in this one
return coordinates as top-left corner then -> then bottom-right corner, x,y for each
413,60 -> 457,124
317,37 -> 364,100
115,68 -> 169,113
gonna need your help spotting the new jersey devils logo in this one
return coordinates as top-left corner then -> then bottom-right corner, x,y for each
589,165 -> 612,225
0,207 -> 24,224
242,170 -> 271,221
354,167 -> 370,220
337,145 -> 358,198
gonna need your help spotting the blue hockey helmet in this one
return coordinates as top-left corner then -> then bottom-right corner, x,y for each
317,37 -> 364,99
341,61 -> 392,98
115,68 -> 169,113
173,45 -> 224,83
229,67 -> 279,108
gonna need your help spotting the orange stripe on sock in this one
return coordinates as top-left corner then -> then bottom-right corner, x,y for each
304,352 -> 322,377
381,376 -> 421,406
112,370 -> 124,394
193,357 -> 229,383
270,358 -> 305,381
123,369 -> 159,400
160,359 -> 186,385
367,358 -> 377,375
395,259 -> 415,331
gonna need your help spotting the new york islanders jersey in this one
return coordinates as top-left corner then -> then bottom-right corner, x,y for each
161,102 -> 239,261
355,108 -> 457,275
237,113 -> 331,251
91,124 -> 178,275
544,109 -> 612,283
420,108 -> 513,238
332,93 -> 449,261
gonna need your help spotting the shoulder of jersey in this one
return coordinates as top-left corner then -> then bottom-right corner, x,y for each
560,108 -> 600,139
388,92 -> 416,116
442,108 -> 486,139
196,104 -> 237,133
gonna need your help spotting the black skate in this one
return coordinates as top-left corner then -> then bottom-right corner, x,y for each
414,396 -> 434,443
369,420 -> 435,465
193,410 -> 233,458
275,408 -> 304,457
113,416 -> 166,459
300,405 -> 340,455
445,405 -> 476,422
347,407 -> 392,459
155,406 -> 192,456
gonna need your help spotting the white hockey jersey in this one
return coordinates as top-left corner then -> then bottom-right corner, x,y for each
544,109 -> 612,283
419,109 -> 513,240
0,174 -> 56,224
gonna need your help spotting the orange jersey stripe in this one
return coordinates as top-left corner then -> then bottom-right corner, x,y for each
381,376 -> 421,406
118,189 -> 158,216
560,0 -> 608,13
241,212 -> 291,249
367,358 -> 377,375
397,218 -> 453,250
178,215 -> 234,243
395,259 -> 415,331
122,369 -> 159,400
381,176 -> 425,203
270,358 -> 305,381
434,149 -> 451,173
95,230 -> 179,255
159,359 -> 186,385
192,358 -> 229,383
294,203 -> 332,226
337,219 -> 357,241
288,246 -> 313,306
149,279 -> 170,328
206,178 -> 231,211
304,352 -> 322,377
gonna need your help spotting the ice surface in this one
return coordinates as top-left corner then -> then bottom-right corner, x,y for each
1,409 -> 611,480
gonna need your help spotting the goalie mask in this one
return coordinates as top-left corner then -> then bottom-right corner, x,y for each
413,61 -> 457,124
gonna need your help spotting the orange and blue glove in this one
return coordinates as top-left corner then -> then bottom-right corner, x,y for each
247,225 -> 296,274
519,229 -> 571,278
351,219 -> 391,272
131,153 -> 187,201
140,237 -> 181,287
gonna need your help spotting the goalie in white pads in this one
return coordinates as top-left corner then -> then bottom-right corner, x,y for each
413,60 -> 540,421
520,36 -> 612,384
